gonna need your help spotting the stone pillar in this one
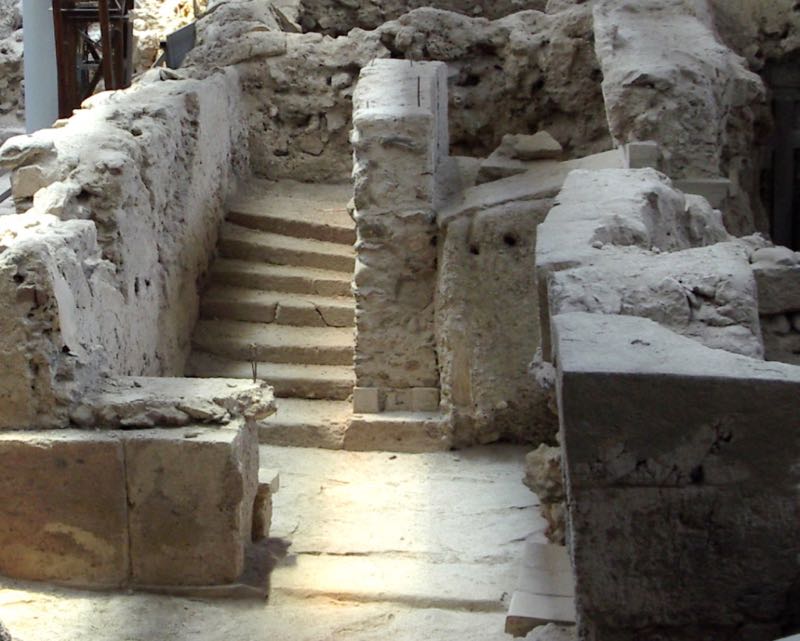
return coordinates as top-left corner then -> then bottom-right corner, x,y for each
350,59 -> 448,414
22,0 -> 59,133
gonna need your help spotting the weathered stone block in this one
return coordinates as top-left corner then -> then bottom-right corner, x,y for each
552,312 -> 800,640
123,421 -> 259,586
352,387 -> 380,413
0,431 -> 128,586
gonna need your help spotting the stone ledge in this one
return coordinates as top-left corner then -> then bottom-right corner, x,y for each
345,412 -> 452,453
68,376 -> 276,429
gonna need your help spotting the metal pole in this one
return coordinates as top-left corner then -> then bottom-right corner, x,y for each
22,0 -> 59,132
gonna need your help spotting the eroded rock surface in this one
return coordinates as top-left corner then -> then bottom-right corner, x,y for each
594,0 -> 768,236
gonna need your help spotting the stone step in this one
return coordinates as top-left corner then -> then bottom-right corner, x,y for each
345,412 -> 452,453
185,353 -> 354,400
227,196 -> 355,245
200,286 -> 354,328
192,320 -> 353,366
235,178 -> 353,204
257,398 -> 351,449
210,259 -> 352,298
219,223 -> 355,273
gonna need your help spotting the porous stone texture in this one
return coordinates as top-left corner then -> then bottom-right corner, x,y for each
709,0 -> 800,71
351,59 -> 446,397
0,621 -> 9,641
436,198 -> 557,445
186,0 -> 611,182
295,0 -> 547,35
553,312 -> 800,641
523,444 -> 565,545
593,0 -> 769,236
0,431 -> 129,587
0,0 -> 23,144
69,377 -> 275,428
0,69 -> 247,428
377,6 -> 611,159
752,245 -> 800,364
548,242 -> 765,359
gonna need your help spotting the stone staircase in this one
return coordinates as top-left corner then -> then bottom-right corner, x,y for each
186,178 -> 356,446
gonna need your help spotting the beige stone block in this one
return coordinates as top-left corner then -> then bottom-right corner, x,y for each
0,431 -> 128,587
411,387 -> 440,412
352,387 -> 380,413
384,388 -> 413,411
623,141 -> 659,169
123,421 -> 259,586
252,469 -> 279,542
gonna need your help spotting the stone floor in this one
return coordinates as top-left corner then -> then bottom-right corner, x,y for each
0,444 -> 546,641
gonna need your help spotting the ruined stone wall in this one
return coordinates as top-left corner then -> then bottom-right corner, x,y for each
295,0 -> 547,36
593,0 -> 770,237
187,0 -> 611,183
0,68 -> 248,429
0,0 -> 23,143
535,168 -> 800,640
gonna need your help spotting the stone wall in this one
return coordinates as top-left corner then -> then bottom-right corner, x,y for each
0,0 -> 23,143
295,0 -> 548,35
752,245 -> 800,365
350,58 -> 446,412
0,68 -> 247,429
186,0 -> 611,182
535,168 -> 800,640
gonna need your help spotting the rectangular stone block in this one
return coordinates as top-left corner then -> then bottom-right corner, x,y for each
411,387 -> 440,412
623,141 -> 659,170
552,313 -> 800,639
352,387 -> 380,413
0,431 -> 128,587
753,264 -> 800,315
123,421 -> 259,586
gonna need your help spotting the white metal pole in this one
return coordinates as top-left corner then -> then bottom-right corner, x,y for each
22,0 -> 59,133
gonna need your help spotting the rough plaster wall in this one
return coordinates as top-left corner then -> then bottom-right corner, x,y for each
593,0 -> 769,237
0,69 -> 248,428
436,199 -> 557,446
187,1 -> 610,182
295,0 -> 547,36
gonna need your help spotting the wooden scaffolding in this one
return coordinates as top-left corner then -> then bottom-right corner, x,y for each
51,0 -> 134,119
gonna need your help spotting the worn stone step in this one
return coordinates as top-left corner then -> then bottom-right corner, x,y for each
227,196 -> 355,245
219,223 -> 355,273
185,352 -> 354,400
257,398 -> 351,449
192,320 -> 353,366
210,259 -> 352,298
200,286 -> 354,327
235,178 -> 353,204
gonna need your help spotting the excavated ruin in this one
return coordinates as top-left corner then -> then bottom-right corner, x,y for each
0,0 -> 798,640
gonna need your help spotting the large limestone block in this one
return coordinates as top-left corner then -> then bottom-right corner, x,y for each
0,431 -> 128,586
123,421 -> 259,586
548,242 -> 764,358
535,168 -> 729,359
592,0 -> 766,236
552,312 -> 800,640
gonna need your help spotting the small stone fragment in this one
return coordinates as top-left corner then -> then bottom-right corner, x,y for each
510,131 -> 563,161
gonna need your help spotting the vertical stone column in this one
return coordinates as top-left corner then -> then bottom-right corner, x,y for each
350,59 -> 448,414
22,0 -> 59,133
